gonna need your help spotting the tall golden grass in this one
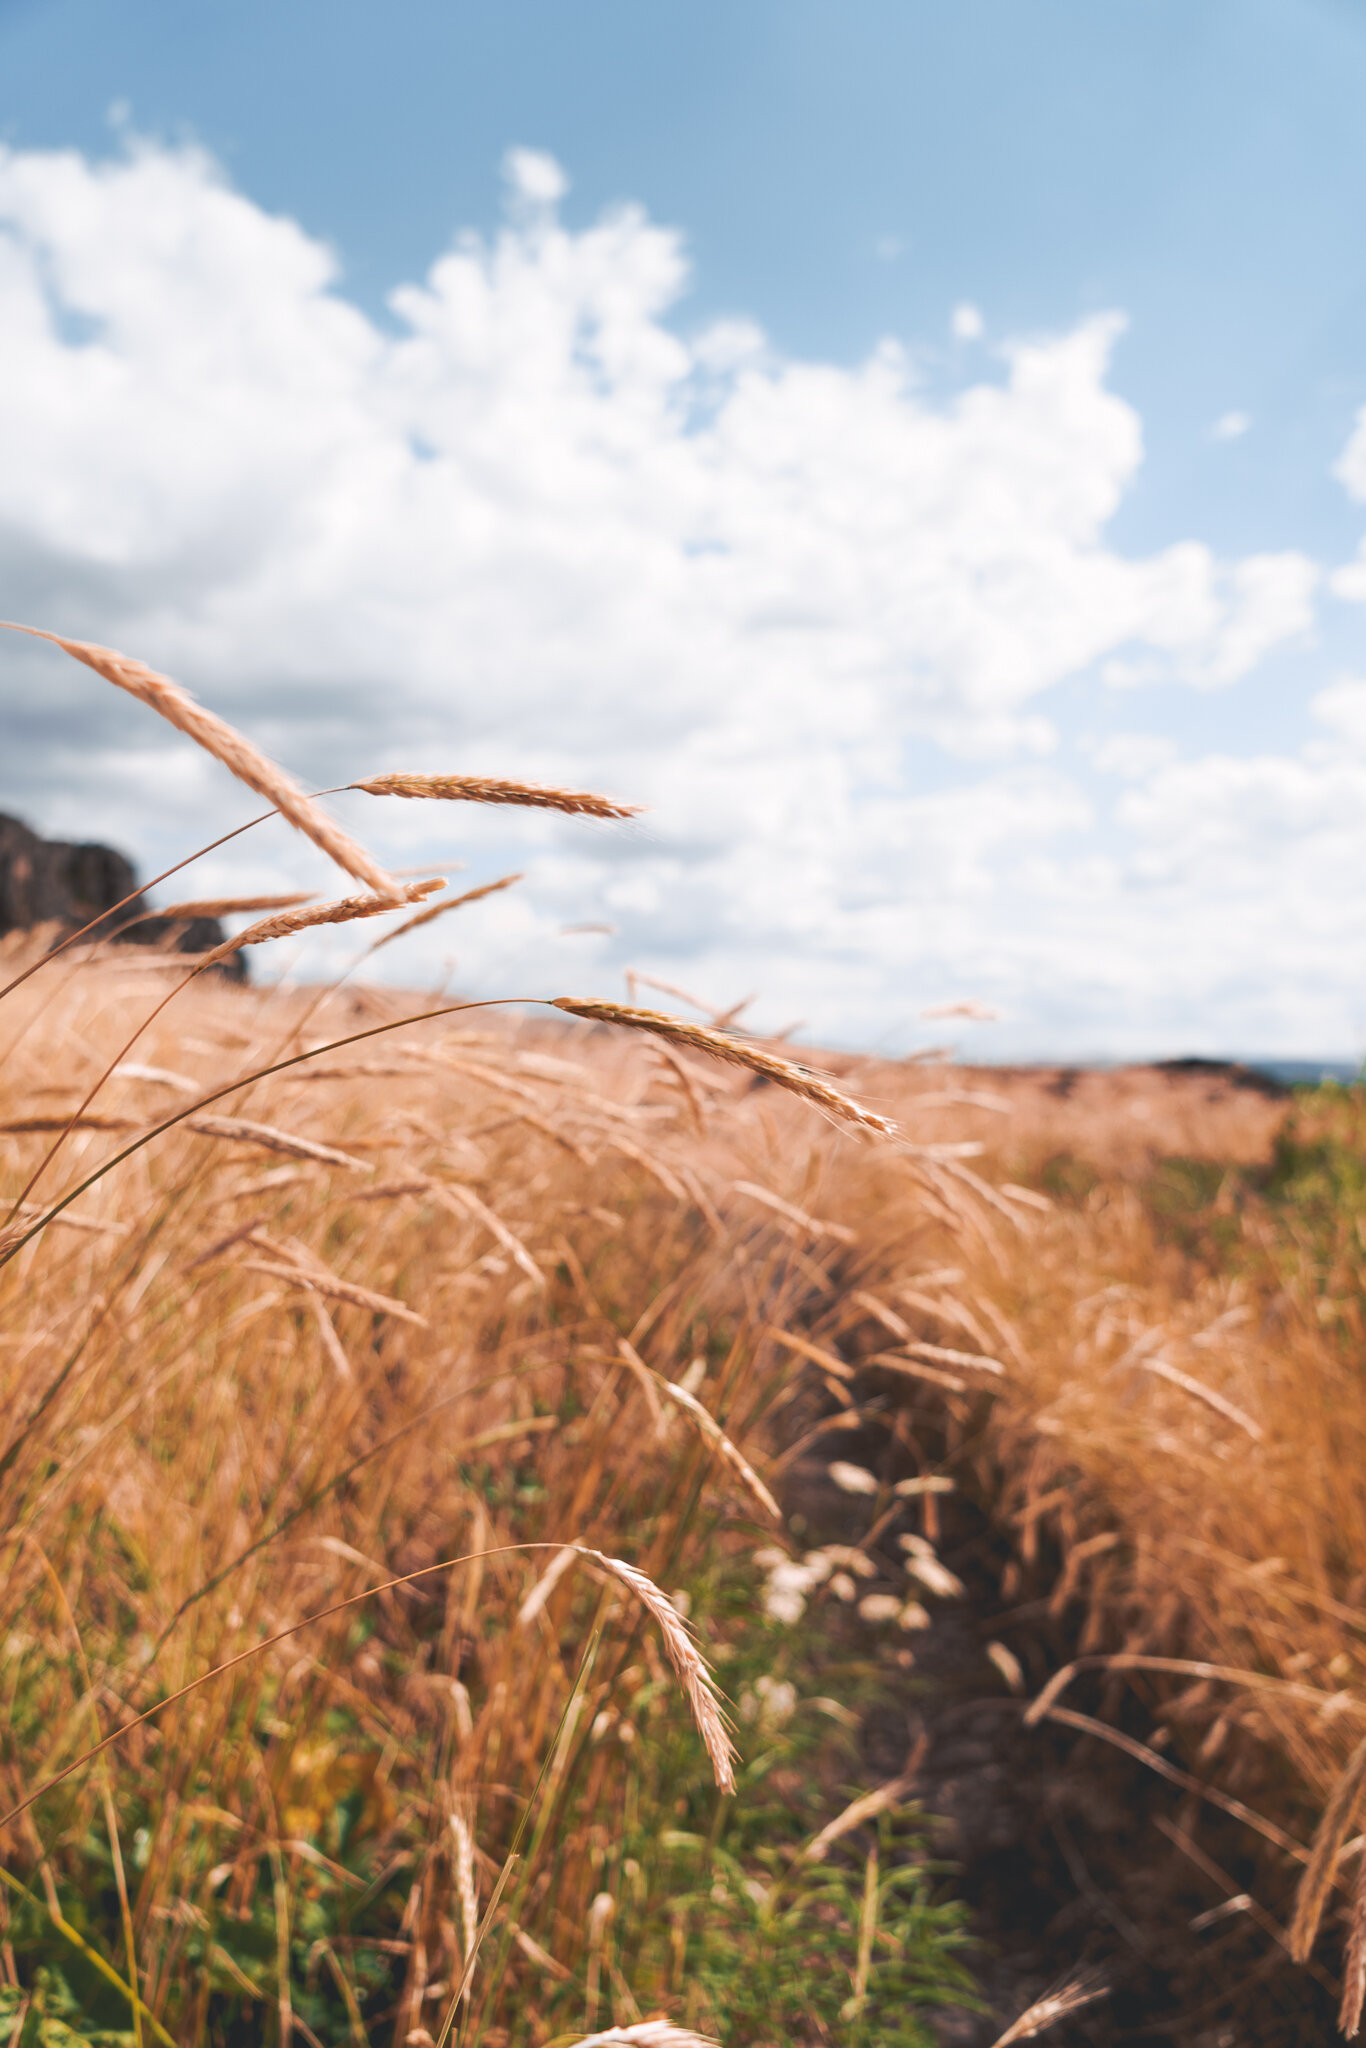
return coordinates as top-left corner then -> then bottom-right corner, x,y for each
0,625 -> 975,2046
810,1055 -> 1366,2027
6,621 -> 1366,2039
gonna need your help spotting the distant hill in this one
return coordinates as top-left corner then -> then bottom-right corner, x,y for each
0,813 -> 242,973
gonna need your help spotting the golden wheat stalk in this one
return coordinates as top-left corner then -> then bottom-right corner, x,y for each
550,1000 -> 897,1137
1291,1733 -> 1366,1961
238,1259 -> 427,1326
186,1115 -> 368,1171
799,1759 -> 922,1863
510,1926 -> 571,1982
425,1178 -> 544,1287
658,1377 -> 781,1523
578,1548 -> 737,1793
202,879 -> 445,964
369,872 -> 523,952
352,772 -> 641,819
0,1541 -> 732,1830
449,1811 -> 479,1971
866,1351 -> 968,1392
732,1179 -> 857,1244
1,622 -> 402,899
987,1973 -> 1108,2046
1137,1355 -> 1263,1443
517,1544 -> 580,1628
1341,1855 -> 1366,2036
1024,1654 -> 1364,1731
5,1201 -> 127,1239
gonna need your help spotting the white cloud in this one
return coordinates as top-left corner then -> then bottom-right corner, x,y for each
502,146 -> 570,208
1336,404 -> 1366,502
1330,408 -> 1366,600
0,137 -> 1351,1056
1088,732 -> 1178,778
1211,409 -> 1250,440
1311,675 -> 1366,750
951,301 -> 983,340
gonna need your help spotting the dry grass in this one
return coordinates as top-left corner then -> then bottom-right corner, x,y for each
1,634 -> 974,2045
800,1052 -> 1366,2013
12,928 -> 1364,2031
0,936 -> 902,2034
0,624 -> 401,901
350,775 -> 642,820
6,623 -> 1366,2040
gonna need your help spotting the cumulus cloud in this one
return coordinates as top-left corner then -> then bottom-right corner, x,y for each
1088,732 -> 1178,779
0,136 -> 1351,1054
1330,411 -> 1366,601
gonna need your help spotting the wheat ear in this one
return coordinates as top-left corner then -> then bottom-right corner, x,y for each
369,872 -> 523,951
551,1000 -> 897,1137
449,1811 -> 479,1971
352,773 -> 641,819
1341,1854 -> 1366,2037
1291,1734 -> 1366,1961
988,1973 -> 1108,2046
577,1548 -> 736,1793
1,623 -> 403,899
186,1116 -> 368,1171
201,879 -> 445,964
660,1379 -> 780,1523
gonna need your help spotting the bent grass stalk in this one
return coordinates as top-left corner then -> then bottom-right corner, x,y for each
0,1544 -> 734,1842
369,872 -> 524,952
15,619 -> 1359,2030
351,773 -> 642,819
551,999 -> 896,1137
1,982 -> 898,1267
0,622 -> 403,900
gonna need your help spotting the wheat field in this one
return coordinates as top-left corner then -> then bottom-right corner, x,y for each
3,627 -> 1366,2044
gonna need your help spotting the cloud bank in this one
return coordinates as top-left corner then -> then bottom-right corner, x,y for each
0,137 -> 1356,1056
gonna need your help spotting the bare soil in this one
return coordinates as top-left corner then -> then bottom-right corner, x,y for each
781,1058 -> 1339,2045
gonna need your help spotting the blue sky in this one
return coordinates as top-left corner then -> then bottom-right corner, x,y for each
2,0 -> 1365,1056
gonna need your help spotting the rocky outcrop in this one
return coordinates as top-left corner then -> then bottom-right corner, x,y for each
0,814 -> 244,975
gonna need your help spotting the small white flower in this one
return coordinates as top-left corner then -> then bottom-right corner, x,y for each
904,1554 -> 965,1599
813,1544 -> 877,1578
857,1593 -> 903,1624
763,1584 -> 807,1624
829,1571 -> 858,1602
761,1551 -> 833,1624
829,1460 -> 879,1496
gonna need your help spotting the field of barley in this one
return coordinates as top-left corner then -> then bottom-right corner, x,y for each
4,627 -> 1366,2048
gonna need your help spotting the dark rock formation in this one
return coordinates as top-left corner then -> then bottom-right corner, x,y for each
0,814 -> 244,977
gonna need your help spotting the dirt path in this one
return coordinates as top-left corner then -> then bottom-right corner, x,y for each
783,1433 -> 1337,2047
